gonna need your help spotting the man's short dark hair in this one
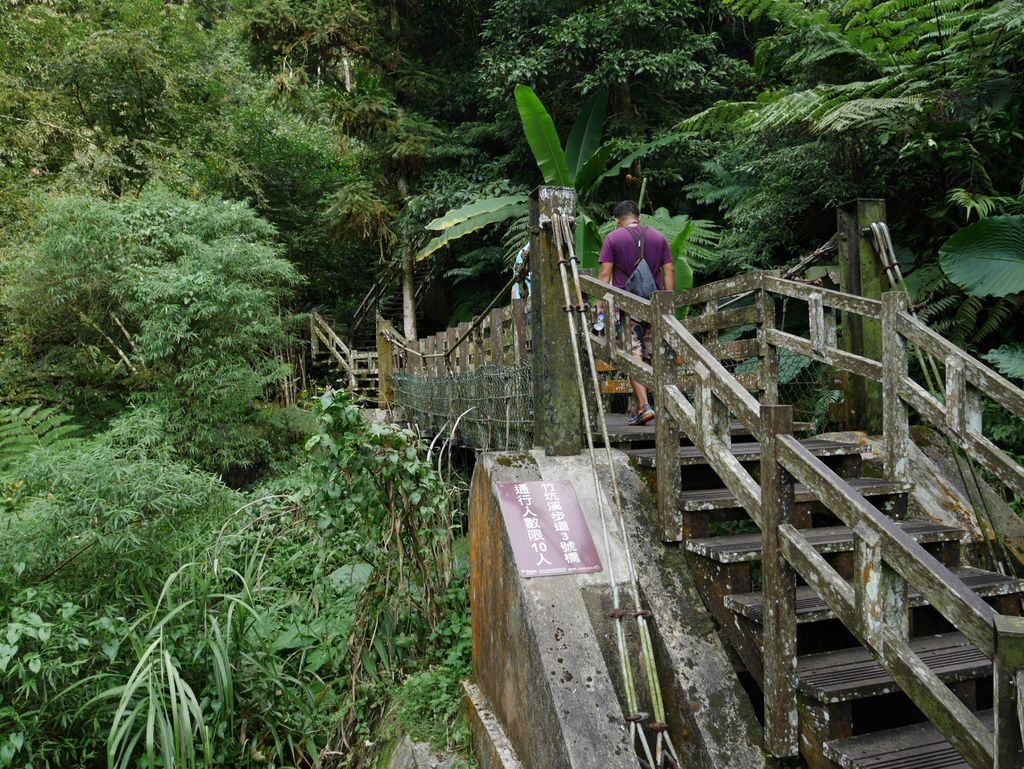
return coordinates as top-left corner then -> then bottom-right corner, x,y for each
613,200 -> 640,219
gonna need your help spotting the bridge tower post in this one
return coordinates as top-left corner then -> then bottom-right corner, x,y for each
529,186 -> 583,456
837,198 -> 887,433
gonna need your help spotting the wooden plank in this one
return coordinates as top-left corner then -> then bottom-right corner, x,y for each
760,405 -> 799,757
882,293 -> 910,482
808,292 -> 827,354
798,632 -> 988,704
652,291 -> 682,542
662,315 -> 761,430
896,311 -> 1024,422
777,435 -> 998,656
673,272 -> 765,310
727,566 -> 1024,625
764,328 -> 884,383
853,522 -> 908,647
683,304 -> 761,334
577,273 -> 651,321
685,520 -> 958,563
994,615 -> 1024,768
899,377 -> 1024,499
825,711 -> 994,769
511,298 -> 528,362
703,338 -> 761,362
763,274 -> 883,320
489,308 -> 504,365
758,289 -> 779,404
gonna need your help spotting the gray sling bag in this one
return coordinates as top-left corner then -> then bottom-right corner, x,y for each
623,226 -> 658,299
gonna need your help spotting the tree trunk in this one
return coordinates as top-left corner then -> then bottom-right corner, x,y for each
397,174 -> 417,341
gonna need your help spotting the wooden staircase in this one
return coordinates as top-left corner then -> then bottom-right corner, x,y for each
601,416 -> 1024,768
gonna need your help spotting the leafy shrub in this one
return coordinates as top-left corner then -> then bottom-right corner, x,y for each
2,188 -> 301,473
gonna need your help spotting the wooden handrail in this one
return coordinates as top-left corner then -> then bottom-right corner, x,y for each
777,434 -> 998,653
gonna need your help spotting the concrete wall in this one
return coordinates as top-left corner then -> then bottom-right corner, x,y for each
467,450 -> 768,769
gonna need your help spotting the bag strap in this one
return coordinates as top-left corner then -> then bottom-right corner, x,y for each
628,225 -> 655,274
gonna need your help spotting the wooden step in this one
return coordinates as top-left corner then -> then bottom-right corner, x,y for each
823,710 -> 993,768
625,438 -> 861,468
686,519 -> 958,564
593,413 -> 813,445
679,476 -> 911,513
797,632 -> 986,704
726,567 -> 1024,624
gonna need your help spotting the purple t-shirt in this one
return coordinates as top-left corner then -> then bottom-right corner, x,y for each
599,224 -> 673,290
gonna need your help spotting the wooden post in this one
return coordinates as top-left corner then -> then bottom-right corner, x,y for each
457,322 -> 471,372
511,299 -> 528,363
376,314 -> 395,409
529,186 -> 582,456
489,308 -> 504,365
651,291 -> 681,541
760,404 -> 799,756
994,615 -> 1024,768
882,292 -> 910,482
837,198 -> 886,433
758,288 -> 779,405
853,522 -> 908,646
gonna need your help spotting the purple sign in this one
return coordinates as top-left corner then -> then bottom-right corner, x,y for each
496,480 -> 603,578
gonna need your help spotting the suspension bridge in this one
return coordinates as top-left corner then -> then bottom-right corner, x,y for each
311,189 -> 1024,769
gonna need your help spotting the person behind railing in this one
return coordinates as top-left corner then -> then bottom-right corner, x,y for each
512,241 -> 531,301
597,200 -> 674,426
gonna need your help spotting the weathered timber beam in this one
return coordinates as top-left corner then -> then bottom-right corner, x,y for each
763,275 -> 883,319
577,273 -> 652,321
683,304 -> 761,335
673,272 -> 765,309
777,435 -> 997,656
764,328 -> 883,382
661,315 -> 761,430
899,378 -> 1024,500
895,311 -> 1024,422
780,524 -> 996,769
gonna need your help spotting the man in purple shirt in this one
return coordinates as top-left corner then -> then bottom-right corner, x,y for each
598,200 -> 674,425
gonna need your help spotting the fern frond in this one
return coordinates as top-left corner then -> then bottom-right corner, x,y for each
950,295 -> 982,348
501,215 -> 530,268
0,405 -> 83,471
677,101 -> 758,135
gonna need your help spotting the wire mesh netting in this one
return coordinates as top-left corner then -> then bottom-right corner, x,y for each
393,362 -> 534,450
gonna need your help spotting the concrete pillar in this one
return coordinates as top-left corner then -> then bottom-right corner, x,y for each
529,186 -> 582,456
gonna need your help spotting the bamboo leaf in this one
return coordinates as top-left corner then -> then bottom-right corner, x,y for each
514,84 -> 572,187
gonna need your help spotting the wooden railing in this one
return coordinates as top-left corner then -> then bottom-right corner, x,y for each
311,311 -> 357,389
574,270 -> 1024,768
389,298 -> 530,377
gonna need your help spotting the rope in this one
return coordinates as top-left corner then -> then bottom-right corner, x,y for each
866,222 -> 1015,578
550,212 -> 679,768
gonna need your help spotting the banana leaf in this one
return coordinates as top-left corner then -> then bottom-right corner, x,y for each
565,89 -> 608,180
416,201 -> 527,260
939,214 -> 1024,297
514,84 -> 572,187
425,195 -> 528,231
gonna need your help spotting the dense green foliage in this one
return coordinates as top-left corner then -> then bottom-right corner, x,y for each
2,0 -> 1023,766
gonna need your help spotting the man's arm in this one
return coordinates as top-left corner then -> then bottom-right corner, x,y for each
662,262 -> 675,292
597,262 -> 614,314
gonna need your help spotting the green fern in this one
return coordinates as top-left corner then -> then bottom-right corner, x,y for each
0,405 -> 83,470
